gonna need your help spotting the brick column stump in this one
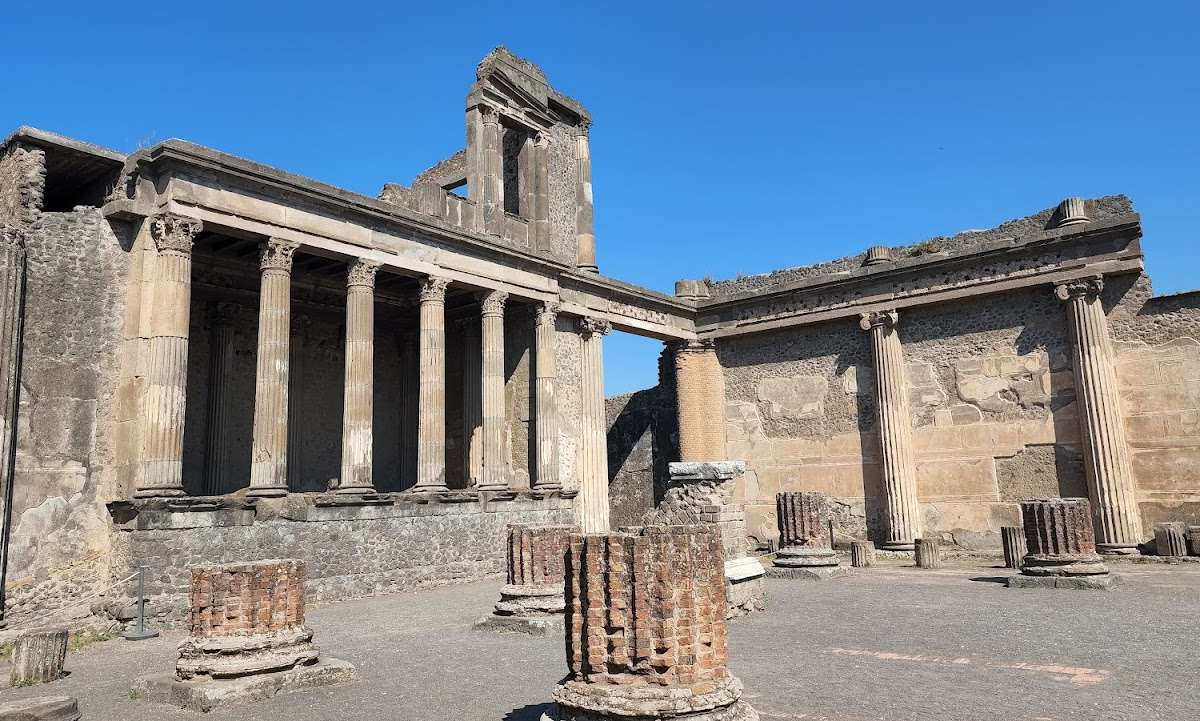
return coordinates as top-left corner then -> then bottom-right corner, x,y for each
541,526 -> 759,721
475,524 -> 574,635
770,492 -> 848,580
1007,499 -> 1120,590
131,560 -> 357,711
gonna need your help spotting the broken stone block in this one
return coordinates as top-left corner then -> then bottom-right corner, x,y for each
771,492 -> 846,580
1007,498 -> 1118,590
0,696 -> 80,721
10,627 -> 68,687
1001,526 -> 1026,569
474,523 -> 573,635
1154,522 -> 1189,557
914,538 -> 942,569
851,540 -> 875,568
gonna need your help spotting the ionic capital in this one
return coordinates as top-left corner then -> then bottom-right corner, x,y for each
577,316 -> 611,338
480,290 -> 508,317
1055,275 -> 1104,302
346,259 -> 382,289
260,239 -> 299,272
419,275 -> 451,303
149,213 -> 202,255
536,301 -> 561,329
858,309 -> 899,331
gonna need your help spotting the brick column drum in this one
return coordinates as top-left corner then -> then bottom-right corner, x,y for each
543,526 -> 758,721
674,339 -> 727,462
176,560 -> 317,679
476,524 -> 574,634
1007,498 -> 1118,590
772,492 -> 844,579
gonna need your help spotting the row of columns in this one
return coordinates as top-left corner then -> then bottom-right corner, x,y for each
133,212 -> 609,505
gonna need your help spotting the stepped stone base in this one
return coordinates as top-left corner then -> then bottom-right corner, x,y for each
774,546 -> 838,567
131,658 -> 357,712
1006,574 -> 1121,591
542,700 -> 759,721
0,696 -> 80,721
543,677 -> 759,721
473,614 -> 564,635
767,565 -> 850,581
474,583 -> 565,635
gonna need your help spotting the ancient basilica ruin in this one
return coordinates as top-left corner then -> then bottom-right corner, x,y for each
2,47 -> 1199,631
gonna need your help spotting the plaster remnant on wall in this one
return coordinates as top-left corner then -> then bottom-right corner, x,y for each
953,351 -> 1051,414
906,361 -> 948,424
755,375 -> 827,421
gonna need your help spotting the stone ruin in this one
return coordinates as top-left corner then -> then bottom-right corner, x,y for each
770,491 -> 846,580
1007,498 -> 1120,590
131,559 -> 357,712
542,525 -> 758,721
475,523 -> 574,635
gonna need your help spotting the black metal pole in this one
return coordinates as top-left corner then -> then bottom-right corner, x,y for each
0,246 -> 27,628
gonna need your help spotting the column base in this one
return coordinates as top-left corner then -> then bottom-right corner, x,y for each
546,676 -> 756,721
1097,543 -> 1141,556
131,658 -> 357,713
245,486 -> 288,498
1006,573 -> 1120,591
133,487 -> 187,499
410,484 -> 449,495
476,483 -> 508,492
334,485 -> 377,495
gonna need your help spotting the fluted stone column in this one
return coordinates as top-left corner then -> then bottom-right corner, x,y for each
337,259 -> 380,494
1056,276 -> 1144,554
860,309 -> 921,550
460,318 -> 482,486
576,317 -> 610,532
137,213 -> 203,498
1008,497 -> 1117,589
247,240 -> 298,497
772,491 -> 842,579
674,339 -> 728,462
468,105 -> 504,235
287,314 -> 310,486
1001,526 -> 1026,569
534,301 -> 561,490
479,290 -> 508,491
574,127 -> 597,273
415,276 -> 450,492
202,303 -> 237,496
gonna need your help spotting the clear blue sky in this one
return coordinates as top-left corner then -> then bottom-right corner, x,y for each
3,3 -> 1197,395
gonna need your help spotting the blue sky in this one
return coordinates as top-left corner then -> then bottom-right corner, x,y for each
3,2 -> 1197,394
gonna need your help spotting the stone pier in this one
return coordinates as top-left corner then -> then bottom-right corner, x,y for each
542,526 -> 758,721
1007,498 -> 1119,590
1056,277 -> 1144,554
131,560 -> 356,712
247,239 -> 298,497
475,523 -> 573,635
860,309 -> 922,551
576,317 -> 610,532
771,492 -> 845,580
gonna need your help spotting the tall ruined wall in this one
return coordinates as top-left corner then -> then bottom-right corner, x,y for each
4,205 -> 130,621
605,350 -> 678,528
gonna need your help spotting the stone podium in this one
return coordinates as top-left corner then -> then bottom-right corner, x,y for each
475,523 -> 574,635
541,526 -> 758,721
770,491 -> 847,580
645,461 -> 766,617
132,559 -> 357,711
1007,499 -> 1120,590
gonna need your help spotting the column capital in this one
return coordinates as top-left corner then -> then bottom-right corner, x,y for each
480,289 -> 508,317
149,213 -> 202,255
419,275 -> 451,302
346,259 -> 381,289
858,309 -> 899,331
577,316 -> 611,338
260,239 -> 299,272
1055,275 -> 1104,302
673,338 -> 717,355
536,300 -> 561,328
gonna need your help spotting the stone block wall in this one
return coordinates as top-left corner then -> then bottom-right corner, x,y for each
604,351 -> 678,529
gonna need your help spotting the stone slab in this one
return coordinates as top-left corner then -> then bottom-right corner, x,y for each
726,575 -> 767,618
725,556 -> 766,582
130,658 -> 357,712
766,565 -> 851,581
0,696 -> 80,721
1005,574 -> 1121,591
472,614 -> 564,636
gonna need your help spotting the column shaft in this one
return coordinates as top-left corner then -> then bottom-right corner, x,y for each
137,214 -> 202,497
415,277 -> 450,491
576,317 -> 610,532
860,310 -> 922,550
479,291 -> 508,490
399,330 -> 419,487
574,131 -> 597,272
286,314 -> 310,487
248,239 -> 298,497
202,303 -> 236,495
673,340 -> 727,462
338,259 -> 379,493
460,319 -> 482,486
1057,277 -> 1143,552
534,302 -> 561,490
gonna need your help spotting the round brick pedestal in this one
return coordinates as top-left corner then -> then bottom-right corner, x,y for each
476,524 -> 573,635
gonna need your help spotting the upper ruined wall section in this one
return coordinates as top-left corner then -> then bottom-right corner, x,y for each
413,149 -> 467,189
0,141 -> 47,227
704,195 -> 1136,300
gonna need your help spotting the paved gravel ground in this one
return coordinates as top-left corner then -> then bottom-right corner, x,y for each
3,559 -> 1196,721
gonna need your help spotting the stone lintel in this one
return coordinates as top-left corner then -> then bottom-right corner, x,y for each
668,460 -> 746,482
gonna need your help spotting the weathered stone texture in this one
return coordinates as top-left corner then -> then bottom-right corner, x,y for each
1018,498 -> 1108,576
0,143 -> 45,226
1153,522 -> 1189,557
9,627 -> 68,686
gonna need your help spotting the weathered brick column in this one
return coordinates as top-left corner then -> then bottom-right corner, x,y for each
479,290 -> 508,491
673,339 -> 727,462
415,276 -> 450,492
137,213 -> 203,498
574,126 -> 597,273
476,524 -> 573,634
337,259 -> 380,494
1055,276 -> 1144,554
176,560 -> 317,679
543,526 -> 758,721
772,492 -> 843,579
534,301 -> 562,490
576,317 -> 610,532
859,309 -> 922,550
248,239 -> 299,497
1007,498 -> 1118,590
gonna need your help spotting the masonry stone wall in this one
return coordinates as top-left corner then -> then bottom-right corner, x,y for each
604,351 -> 678,529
